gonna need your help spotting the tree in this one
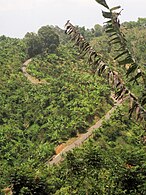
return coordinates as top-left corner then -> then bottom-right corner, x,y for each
94,24 -> 103,37
24,26 -> 60,58
38,25 -> 60,53
24,32 -> 42,58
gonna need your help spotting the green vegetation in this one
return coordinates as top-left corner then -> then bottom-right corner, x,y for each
0,1 -> 146,194
42,105 -> 146,194
24,25 -> 60,58
0,26 -> 111,193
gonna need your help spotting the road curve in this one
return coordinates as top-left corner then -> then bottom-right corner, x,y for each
48,98 -> 125,165
22,59 -> 47,84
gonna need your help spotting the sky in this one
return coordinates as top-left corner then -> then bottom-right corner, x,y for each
0,0 -> 146,38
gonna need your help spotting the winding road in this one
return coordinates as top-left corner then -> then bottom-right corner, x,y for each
22,59 -> 126,166
22,59 -> 47,84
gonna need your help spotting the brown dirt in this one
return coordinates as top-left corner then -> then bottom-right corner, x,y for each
55,134 -> 84,154
55,143 -> 66,154
22,59 -> 47,84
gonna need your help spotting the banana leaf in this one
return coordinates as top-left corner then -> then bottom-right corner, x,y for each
126,63 -> 138,76
95,0 -> 109,9
141,97 -> 146,106
118,57 -> 133,65
102,11 -> 112,18
104,19 -> 112,24
109,36 -> 120,43
109,32 -> 117,37
110,6 -> 121,11
106,29 -> 116,33
114,50 -> 129,60
129,72 -> 142,82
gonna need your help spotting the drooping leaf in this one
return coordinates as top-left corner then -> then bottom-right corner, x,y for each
118,57 -> 133,65
110,6 -> 121,11
114,50 -> 129,60
80,42 -> 90,52
89,51 -> 97,64
95,0 -> 109,9
104,19 -> 112,24
115,87 -> 124,99
129,101 -> 137,119
135,105 -> 141,120
129,72 -> 142,82
102,11 -> 112,18
105,29 -> 116,33
126,63 -> 138,76
141,97 -> 146,106
112,40 -> 122,45
109,32 -> 117,37
67,29 -> 73,35
64,21 -> 146,121
106,24 -> 113,29
93,57 -> 101,67
98,63 -> 106,75
109,36 -> 120,43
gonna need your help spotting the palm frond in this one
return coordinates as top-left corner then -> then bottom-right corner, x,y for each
95,0 -> 109,9
64,21 -> 146,120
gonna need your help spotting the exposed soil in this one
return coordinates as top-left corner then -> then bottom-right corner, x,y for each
22,59 -> 47,84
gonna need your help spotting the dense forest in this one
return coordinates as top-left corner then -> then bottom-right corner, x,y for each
0,0 -> 146,194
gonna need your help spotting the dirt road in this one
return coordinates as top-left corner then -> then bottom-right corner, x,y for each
22,59 -> 47,84
48,98 -> 124,165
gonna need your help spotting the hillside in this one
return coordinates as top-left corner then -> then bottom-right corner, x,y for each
0,16 -> 146,195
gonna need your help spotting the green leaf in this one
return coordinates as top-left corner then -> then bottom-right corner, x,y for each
109,32 -> 117,37
118,57 -> 133,65
102,11 -> 112,18
114,50 -> 129,60
105,29 -> 116,33
104,19 -> 112,24
129,102 -> 137,118
129,72 -> 142,82
115,87 -> 124,98
109,36 -> 119,43
106,24 -> 113,29
112,40 -> 121,44
141,97 -> 146,106
95,0 -> 109,9
126,63 -> 138,76
110,6 -> 121,11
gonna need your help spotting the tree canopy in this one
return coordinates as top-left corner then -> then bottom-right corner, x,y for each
24,25 -> 60,58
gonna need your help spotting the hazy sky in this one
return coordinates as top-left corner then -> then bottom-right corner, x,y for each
0,0 -> 146,38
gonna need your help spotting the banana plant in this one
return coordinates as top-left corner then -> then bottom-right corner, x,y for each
64,21 -> 146,121
95,0 -> 146,110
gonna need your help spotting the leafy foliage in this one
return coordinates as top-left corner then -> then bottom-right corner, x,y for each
97,1 -> 146,108
64,20 -> 146,121
36,106 -> 146,194
0,34 -> 110,192
24,25 -> 60,58
0,2 -> 146,194
95,0 -> 109,9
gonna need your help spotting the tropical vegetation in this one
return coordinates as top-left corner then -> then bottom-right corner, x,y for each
0,0 -> 146,194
